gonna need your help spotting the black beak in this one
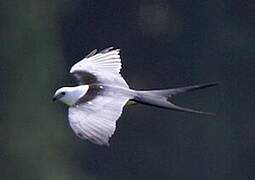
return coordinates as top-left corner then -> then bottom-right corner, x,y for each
52,94 -> 63,102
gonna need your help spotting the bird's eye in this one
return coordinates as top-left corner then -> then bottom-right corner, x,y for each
61,92 -> 66,95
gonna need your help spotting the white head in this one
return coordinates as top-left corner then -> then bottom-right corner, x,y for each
53,85 -> 89,106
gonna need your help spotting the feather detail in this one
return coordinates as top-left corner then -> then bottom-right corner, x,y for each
70,48 -> 121,74
70,47 -> 129,87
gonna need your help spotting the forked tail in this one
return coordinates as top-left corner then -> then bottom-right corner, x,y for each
133,82 -> 219,115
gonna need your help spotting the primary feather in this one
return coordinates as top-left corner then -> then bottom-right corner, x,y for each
70,47 -> 128,87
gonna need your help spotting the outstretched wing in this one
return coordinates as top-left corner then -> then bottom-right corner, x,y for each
68,89 -> 129,146
70,47 -> 129,87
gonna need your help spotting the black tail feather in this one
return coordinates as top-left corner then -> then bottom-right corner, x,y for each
134,82 -> 219,115
168,82 -> 220,96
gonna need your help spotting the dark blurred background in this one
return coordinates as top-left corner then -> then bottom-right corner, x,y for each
1,0 -> 255,180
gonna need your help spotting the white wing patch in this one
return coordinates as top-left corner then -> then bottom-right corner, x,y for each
70,47 -> 128,87
68,94 -> 129,146
70,48 -> 121,74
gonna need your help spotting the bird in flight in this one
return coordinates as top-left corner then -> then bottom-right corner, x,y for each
53,47 -> 218,146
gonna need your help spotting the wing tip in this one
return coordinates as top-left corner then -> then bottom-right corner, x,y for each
85,49 -> 98,58
100,47 -> 114,53
99,46 -> 121,54
85,46 -> 121,59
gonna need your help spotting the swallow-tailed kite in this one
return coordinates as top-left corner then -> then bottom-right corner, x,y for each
53,47 -> 218,146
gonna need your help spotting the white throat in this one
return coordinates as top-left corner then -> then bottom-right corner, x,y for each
56,85 -> 89,106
